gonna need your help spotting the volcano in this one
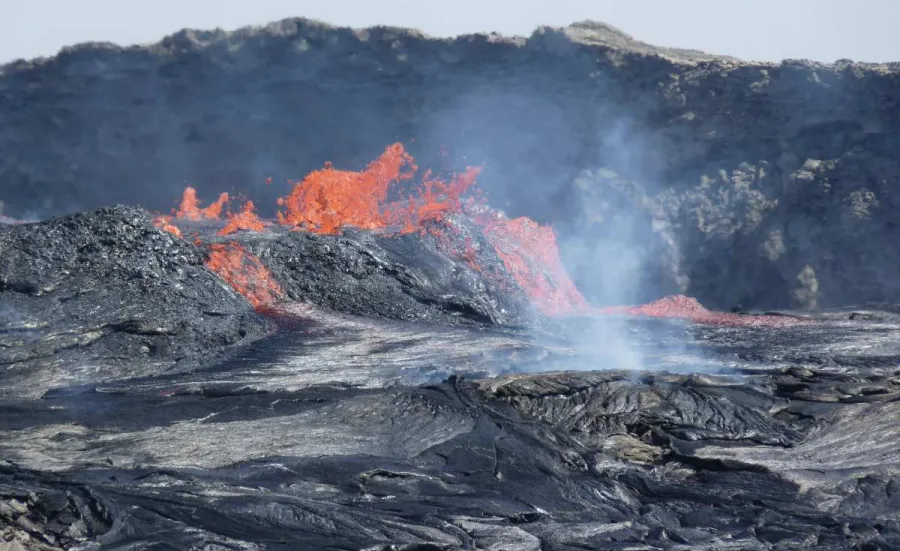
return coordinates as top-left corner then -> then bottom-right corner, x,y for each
3,18 -> 900,551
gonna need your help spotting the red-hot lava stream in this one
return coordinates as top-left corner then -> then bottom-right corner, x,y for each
152,143 -> 809,328
205,242 -> 286,309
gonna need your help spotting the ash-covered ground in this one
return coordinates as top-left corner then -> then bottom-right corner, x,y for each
3,206 -> 900,551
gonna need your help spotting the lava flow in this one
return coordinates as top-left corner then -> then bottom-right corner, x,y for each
151,143 -> 808,326
205,242 -> 285,308
478,213 -> 591,316
177,188 -> 229,220
219,201 -> 265,236
599,294 -> 811,327
152,143 -> 589,315
272,148 -> 573,316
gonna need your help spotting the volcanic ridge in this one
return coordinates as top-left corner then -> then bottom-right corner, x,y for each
2,17 -> 900,551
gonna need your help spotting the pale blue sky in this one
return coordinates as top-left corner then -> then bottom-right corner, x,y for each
1,0 -> 898,64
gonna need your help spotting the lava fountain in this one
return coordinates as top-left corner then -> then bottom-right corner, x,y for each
153,143 -> 810,328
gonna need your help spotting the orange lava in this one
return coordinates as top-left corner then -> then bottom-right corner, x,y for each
412,168 -> 481,227
176,187 -> 229,221
478,213 -> 590,316
205,242 -> 285,308
218,201 -> 265,236
155,144 -> 808,328
152,215 -> 183,238
276,143 -> 479,235
598,294 -> 811,327
276,144 -> 416,233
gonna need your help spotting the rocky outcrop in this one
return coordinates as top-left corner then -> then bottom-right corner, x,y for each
0,206 -> 271,398
1,18 -> 899,309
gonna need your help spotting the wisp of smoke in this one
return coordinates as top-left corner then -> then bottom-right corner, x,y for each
419,87 -> 679,374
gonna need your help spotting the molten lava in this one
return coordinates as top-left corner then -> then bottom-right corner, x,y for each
478,213 -> 590,316
152,215 -> 183,238
410,168 -> 481,228
155,143 -> 808,326
276,143 -> 479,235
177,187 -> 229,221
205,242 -> 285,309
219,201 -> 265,236
276,144 -> 415,233
154,187 -> 234,236
599,295 -> 811,327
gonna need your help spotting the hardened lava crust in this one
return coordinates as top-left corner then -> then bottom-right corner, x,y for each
2,206 -> 900,550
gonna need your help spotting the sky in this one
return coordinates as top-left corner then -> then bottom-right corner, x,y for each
1,0 -> 898,64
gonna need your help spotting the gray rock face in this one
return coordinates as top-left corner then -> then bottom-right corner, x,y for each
1,18 -> 898,311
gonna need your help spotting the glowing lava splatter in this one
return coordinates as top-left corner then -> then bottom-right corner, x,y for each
478,213 -> 590,316
153,143 -> 809,326
205,242 -> 285,308
154,143 -> 585,315
269,143 -> 581,314
276,143 -> 415,233
177,187 -> 229,220
219,201 -> 265,236
599,294 -> 811,327
152,217 -> 183,238
276,143 -> 479,235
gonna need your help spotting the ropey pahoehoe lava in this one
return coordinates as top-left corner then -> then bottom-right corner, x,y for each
4,24 -> 900,551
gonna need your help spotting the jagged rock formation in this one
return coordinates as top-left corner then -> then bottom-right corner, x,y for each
1,18 -> 898,310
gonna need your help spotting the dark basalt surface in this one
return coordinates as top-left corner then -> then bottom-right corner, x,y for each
4,318 -> 900,550
0,206 -> 271,399
230,214 -> 533,327
0,207 -> 532,400
3,208 -> 900,549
